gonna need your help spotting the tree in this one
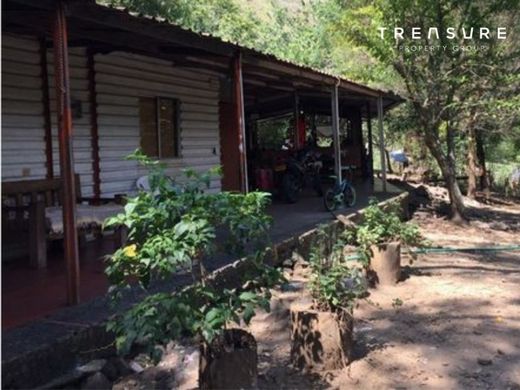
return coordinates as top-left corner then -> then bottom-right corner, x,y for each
333,0 -> 519,221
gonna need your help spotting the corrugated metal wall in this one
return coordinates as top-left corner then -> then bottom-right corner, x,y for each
1,34 -> 47,180
94,52 -> 222,196
2,34 -> 223,197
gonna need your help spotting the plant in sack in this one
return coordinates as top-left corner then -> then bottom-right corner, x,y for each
346,198 -> 425,285
290,226 -> 366,371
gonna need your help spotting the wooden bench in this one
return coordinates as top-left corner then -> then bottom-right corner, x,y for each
2,175 -> 124,268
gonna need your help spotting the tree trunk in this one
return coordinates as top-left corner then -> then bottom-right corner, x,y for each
475,129 -> 490,194
385,149 -> 394,173
466,124 -> 479,199
465,106 -> 487,199
424,131 -> 468,223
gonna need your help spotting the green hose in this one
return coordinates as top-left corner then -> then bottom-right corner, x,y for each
344,244 -> 520,261
410,245 -> 520,254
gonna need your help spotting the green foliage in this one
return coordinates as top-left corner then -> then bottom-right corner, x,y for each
108,251 -> 284,360
347,198 -> 424,264
392,297 -> 404,308
105,150 -> 271,292
308,226 -> 366,313
105,150 -> 282,358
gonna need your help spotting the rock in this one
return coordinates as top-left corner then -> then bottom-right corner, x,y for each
113,367 -> 175,390
129,361 -> 144,373
281,281 -> 304,292
81,372 -> 112,390
477,358 -> 493,366
77,359 -> 107,374
111,357 -> 134,378
100,360 -> 119,382
164,346 -> 199,390
282,258 -> 294,268
489,221 -> 509,231
101,357 -> 130,382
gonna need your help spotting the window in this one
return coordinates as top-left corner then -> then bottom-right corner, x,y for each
139,97 -> 180,158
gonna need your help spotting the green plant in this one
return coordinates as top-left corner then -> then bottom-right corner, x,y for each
107,251 -> 283,360
392,298 -> 404,308
104,150 -> 283,360
308,226 -> 366,313
347,198 -> 424,265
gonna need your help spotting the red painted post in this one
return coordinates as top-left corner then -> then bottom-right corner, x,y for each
233,51 -> 248,193
53,0 -> 80,305
366,102 -> 374,181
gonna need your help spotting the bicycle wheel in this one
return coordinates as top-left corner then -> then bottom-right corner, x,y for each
324,188 -> 337,211
343,184 -> 356,207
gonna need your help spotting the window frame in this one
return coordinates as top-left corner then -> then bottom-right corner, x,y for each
139,96 -> 181,160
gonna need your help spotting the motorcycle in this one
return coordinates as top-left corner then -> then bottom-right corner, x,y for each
280,148 -> 323,203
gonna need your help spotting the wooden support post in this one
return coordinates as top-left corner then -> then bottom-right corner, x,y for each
53,1 -> 80,305
233,51 -> 248,193
331,82 -> 341,185
294,91 -> 299,149
377,95 -> 387,192
366,102 -> 374,181
29,201 -> 47,269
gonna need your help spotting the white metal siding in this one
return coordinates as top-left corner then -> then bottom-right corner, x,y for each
95,52 -> 222,196
47,47 -> 94,196
1,34 -> 46,180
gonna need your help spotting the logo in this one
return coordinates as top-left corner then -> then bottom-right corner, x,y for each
378,27 -> 508,52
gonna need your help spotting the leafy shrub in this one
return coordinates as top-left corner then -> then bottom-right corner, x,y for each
346,198 -> 424,264
104,150 -> 284,359
308,227 -> 366,313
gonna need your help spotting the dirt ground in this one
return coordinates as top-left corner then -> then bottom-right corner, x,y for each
249,192 -> 520,390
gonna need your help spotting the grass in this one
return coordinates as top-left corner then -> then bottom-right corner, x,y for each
488,161 -> 518,191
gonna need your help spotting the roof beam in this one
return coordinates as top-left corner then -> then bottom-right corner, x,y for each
65,2 -> 235,58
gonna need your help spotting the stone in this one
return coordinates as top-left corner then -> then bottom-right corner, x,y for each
81,372 -> 112,390
282,258 -> 294,268
281,281 -> 304,292
129,361 -> 144,373
173,348 -> 199,390
101,357 -> 130,382
77,359 -> 107,374
477,358 -> 493,366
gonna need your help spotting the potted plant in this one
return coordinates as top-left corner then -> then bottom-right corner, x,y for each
290,227 -> 366,371
104,150 -> 284,389
348,198 -> 424,286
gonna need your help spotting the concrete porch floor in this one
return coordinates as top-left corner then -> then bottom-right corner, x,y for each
2,178 -> 401,331
269,178 -> 401,240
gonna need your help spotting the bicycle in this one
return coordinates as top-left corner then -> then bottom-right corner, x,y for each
323,165 -> 357,211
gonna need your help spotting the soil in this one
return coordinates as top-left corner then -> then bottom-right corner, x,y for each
111,186 -> 520,389
246,189 -> 520,389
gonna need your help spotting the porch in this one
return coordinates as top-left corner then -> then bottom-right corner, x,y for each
2,178 -> 401,330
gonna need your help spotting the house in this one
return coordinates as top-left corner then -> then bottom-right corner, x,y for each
2,0 -> 400,317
